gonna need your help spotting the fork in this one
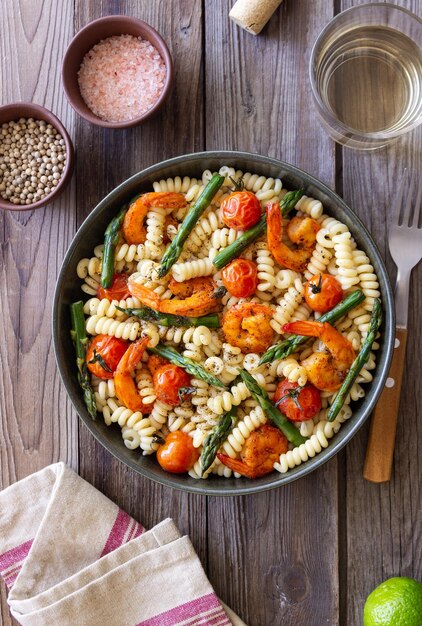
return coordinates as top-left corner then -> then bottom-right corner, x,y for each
363,171 -> 422,483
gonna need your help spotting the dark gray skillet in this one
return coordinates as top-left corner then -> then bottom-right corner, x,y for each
52,151 -> 395,496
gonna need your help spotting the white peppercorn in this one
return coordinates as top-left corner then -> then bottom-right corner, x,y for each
0,117 -> 67,205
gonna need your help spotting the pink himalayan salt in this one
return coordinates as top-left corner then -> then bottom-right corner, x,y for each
78,34 -> 167,122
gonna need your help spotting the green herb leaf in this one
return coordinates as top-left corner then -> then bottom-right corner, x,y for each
178,386 -> 197,402
88,349 -> 113,373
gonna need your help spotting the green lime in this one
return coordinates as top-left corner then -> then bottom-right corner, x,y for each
364,577 -> 422,626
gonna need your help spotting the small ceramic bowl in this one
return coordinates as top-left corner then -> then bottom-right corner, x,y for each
0,102 -> 74,212
62,15 -> 173,129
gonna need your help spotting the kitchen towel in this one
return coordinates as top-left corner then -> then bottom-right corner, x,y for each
0,462 -> 245,626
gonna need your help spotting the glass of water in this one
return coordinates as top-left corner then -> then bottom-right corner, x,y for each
310,3 -> 422,150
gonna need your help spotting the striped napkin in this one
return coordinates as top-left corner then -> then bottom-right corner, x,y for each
0,463 -> 245,626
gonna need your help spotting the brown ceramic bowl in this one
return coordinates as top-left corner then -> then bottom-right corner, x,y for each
0,102 -> 74,212
62,15 -> 173,129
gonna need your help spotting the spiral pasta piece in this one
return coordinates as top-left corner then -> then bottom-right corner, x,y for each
121,426 -> 141,450
352,249 -> 381,311
313,404 -> 353,437
203,356 -> 225,376
274,357 -> 308,386
86,315 -> 140,341
210,227 -> 242,251
255,242 -> 276,293
291,302 -> 312,323
347,305 -> 371,339
157,325 -> 213,348
332,231 -> 359,290
172,258 -> 214,282
242,353 -> 265,374
271,278 -> 304,334
274,431 -> 331,474
207,381 -> 250,414
153,175 -> 195,194
295,194 -> 323,219
218,343 -> 244,383
317,215 -> 349,244
241,172 -> 283,203
145,208 -> 166,260
304,241 -> 333,280
94,378 -> 116,401
202,331 -> 223,358
184,210 -> 224,253
136,367 -> 157,405
102,398 -> 157,454
77,256 -> 101,295
77,256 -> 101,280
185,181 -> 205,203
274,269 -> 301,291
83,297 -> 142,318
149,399 -> 172,430
189,378 -> 212,412
183,341 -> 203,362
115,243 -> 148,263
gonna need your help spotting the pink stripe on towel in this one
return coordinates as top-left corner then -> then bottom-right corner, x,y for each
100,509 -> 143,557
0,540 -> 33,573
135,593 -> 231,626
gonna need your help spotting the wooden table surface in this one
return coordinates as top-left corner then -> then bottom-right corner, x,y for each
1,1 -> 421,624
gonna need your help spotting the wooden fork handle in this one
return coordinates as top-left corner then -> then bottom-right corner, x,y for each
363,328 -> 407,483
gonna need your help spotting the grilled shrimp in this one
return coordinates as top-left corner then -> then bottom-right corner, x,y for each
122,192 -> 186,245
282,320 -> 355,392
222,301 -> 274,354
128,276 -> 222,317
217,424 -> 288,478
267,202 -> 320,272
114,337 -> 151,412
147,354 -> 168,376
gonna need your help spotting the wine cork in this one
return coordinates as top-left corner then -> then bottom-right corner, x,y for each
229,0 -> 283,35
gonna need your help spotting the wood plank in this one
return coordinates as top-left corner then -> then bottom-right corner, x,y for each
338,1 -> 422,624
344,130 -> 422,626
205,2 -> 338,624
0,1 -> 77,625
74,0 -> 209,575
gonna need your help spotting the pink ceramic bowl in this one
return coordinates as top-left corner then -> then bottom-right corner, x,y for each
61,15 -> 173,129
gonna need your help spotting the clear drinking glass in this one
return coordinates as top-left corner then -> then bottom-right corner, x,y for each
309,3 -> 422,150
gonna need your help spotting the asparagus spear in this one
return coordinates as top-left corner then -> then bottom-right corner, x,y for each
149,344 -> 226,388
327,299 -> 382,422
158,174 -> 225,277
116,305 -> 220,328
259,289 -> 366,365
200,406 -> 238,475
212,189 -> 304,270
101,205 -> 128,288
70,301 -> 97,421
239,370 -> 307,446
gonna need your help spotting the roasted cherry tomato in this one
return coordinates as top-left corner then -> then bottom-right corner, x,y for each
97,273 -> 130,300
153,364 -> 192,407
274,380 -> 321,422
304,273 -> 343,313
157,431 -> 199,474
221,258 -> 259,298
220,191 -> 262,230
86,335 -> 129,380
